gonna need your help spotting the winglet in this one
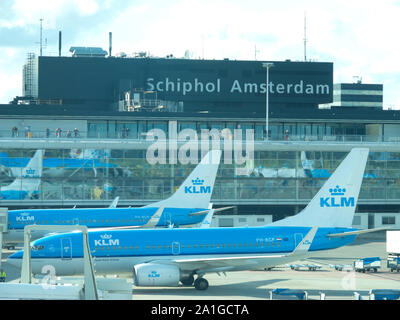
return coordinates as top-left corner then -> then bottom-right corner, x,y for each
199,208 -> 215,228
142,206 -> 164,228
289,226 -> 318,256
109,196 -> 119,208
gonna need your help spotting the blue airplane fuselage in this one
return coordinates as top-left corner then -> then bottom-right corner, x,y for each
8,226 -> 357,262
8,207 -> 206,231
0,190 -> 31,200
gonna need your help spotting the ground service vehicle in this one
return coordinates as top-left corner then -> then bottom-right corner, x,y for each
354,257 -> 381,273
386,231 -> 400,273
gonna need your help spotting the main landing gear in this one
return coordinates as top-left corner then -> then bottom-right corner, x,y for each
180,275 -> 195,286
194,277 -> 209,291
180,275 -> 209,290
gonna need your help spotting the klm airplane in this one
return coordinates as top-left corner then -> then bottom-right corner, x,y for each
0,150 -> 43,200
301,151 -> 376,179
3,150 -> 221,245
0,149 -> 117,179
8,148 -> 376,291
248,151 -> 375,179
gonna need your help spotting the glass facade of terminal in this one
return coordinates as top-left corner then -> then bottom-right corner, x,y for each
1,148 -> 399,205
87,120 -> 366,141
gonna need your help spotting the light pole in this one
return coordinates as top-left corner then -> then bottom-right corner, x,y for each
262,62 -> 274,140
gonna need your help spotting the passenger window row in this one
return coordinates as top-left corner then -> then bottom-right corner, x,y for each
93,241 -> 282,252
15,218 -> 150,225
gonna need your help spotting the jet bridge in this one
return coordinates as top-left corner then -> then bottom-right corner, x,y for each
0,224 -> 131,300
20,225 -> 98,299
0,208 -> 7,270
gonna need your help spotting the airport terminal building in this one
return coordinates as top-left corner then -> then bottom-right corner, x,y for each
1,52 -> 400,229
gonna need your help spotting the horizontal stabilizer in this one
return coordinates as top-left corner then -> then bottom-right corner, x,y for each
190,206 -> 235,216
327,227 -> 388,238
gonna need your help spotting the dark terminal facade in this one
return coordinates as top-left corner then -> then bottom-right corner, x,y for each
38,57 -> 333,115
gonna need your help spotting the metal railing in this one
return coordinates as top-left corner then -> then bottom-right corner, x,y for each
1,129 -> 398,143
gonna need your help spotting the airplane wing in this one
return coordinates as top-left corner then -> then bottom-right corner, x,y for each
170,253 -> 290,273
149,227 -> 318,274
189,206 -> 235,216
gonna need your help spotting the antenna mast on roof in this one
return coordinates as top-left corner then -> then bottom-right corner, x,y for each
254,44 -> 260,61
39,18 -> 43,56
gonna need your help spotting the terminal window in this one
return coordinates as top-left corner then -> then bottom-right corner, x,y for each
352,216 -> 361,226
382,216 -> 396,225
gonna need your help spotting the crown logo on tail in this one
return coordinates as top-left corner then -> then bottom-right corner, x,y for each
329,186 -> 346,196
192,178 -> 204,186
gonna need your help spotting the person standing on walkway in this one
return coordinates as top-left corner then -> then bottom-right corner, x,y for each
11,126 -> 18,137
0,269 -> 6,282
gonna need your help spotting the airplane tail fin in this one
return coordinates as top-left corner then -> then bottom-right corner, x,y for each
22,149 -> 44,178
145,150 -> 221,209
10,150 -> 44,189
7,150 -> 44,192
271,148 -> 369,228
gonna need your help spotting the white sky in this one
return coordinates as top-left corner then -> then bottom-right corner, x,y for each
1,0 -> 399,108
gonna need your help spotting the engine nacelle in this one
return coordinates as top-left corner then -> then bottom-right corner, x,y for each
133,263 -> 180,287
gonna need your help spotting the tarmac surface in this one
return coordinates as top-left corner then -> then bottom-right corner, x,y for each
1,233 -> 399,300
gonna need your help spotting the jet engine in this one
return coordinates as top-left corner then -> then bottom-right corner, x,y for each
133,263 -> 180,287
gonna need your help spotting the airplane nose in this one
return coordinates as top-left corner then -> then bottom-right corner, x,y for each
6,251 -> 23,269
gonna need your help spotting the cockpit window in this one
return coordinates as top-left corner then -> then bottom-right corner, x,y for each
31,245 -> 44,251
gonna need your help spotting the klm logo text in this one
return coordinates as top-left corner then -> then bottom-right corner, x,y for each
94,239 -> 120,246
16,215 -> 34,222
94,234 -> 120,246
320,185 -> 354,208
184,177 -> 211,194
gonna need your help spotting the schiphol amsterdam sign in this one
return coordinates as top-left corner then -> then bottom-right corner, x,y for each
146,77 -> 331,97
